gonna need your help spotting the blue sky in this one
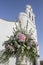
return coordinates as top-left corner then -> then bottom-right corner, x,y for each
0,0 -> 43,60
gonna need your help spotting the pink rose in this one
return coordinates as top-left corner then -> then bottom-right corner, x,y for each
18,34 -> 26,42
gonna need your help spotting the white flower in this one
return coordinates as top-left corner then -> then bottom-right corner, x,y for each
18,45 -> 20,48
27,46 -> 30,49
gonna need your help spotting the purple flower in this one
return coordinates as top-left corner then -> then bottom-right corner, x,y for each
17,33 -> 26,42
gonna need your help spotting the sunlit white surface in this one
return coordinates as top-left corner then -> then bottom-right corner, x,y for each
0,19 -> 16,65
0,19 -> 16,50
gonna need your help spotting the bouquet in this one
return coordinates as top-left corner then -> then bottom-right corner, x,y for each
0,21 -> 39,64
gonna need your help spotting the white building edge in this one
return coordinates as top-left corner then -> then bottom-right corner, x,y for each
0,5 -> 40,65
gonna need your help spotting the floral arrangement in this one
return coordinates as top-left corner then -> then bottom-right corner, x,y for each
0,21 -> 39,64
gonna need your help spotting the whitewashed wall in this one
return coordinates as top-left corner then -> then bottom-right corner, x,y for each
0,19 -> 16,50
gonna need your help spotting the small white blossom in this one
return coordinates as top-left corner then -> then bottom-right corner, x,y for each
27,46 -> 30,49
18,45 -> 20,48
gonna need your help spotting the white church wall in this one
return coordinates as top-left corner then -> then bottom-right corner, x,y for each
18,12 -> 28,29
0,19 -> 16,50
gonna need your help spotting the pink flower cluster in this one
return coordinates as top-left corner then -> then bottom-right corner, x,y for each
18,33 -> 26,42
5,44 -> 14,52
